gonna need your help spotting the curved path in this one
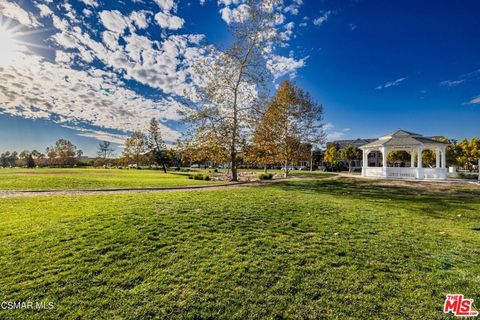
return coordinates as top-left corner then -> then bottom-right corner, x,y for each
0,179 -> 299,198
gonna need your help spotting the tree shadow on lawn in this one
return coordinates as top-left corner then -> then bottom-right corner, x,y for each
270,177 -> 480,221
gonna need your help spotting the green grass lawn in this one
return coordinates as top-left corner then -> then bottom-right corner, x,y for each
0,178 -> 479,319
0,168 -> 218,190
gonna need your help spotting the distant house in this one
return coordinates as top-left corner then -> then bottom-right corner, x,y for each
329,138 -> 381,170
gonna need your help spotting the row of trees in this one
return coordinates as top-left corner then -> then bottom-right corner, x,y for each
120,118 -> 172,172
0,139 -> 84,168
181,80 -> 325,177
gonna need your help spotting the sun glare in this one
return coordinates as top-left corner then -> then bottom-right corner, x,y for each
0,26 -> 19,67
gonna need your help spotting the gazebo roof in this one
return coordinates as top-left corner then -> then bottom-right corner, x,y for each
361,129 -> 448,149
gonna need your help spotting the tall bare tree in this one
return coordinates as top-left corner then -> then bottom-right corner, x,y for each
123,131 -> 147,167
184,1 -> 277,181
147,118 -> 168,173
97,141 -> 114,167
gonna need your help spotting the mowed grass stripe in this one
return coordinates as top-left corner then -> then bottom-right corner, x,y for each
0,168 -> 217,190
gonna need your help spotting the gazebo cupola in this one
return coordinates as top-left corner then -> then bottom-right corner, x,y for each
360,130 -> 448,180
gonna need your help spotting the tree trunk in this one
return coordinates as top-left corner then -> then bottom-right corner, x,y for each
310,150 -> 313,172
231,153 -> 237,181
162,162 -> 167,173
284,160 -> 289,178
264,164 -> 267,173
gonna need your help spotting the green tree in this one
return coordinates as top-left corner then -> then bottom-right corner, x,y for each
250,81 -> 324,177
459,138 -> 480,170
446,139 -> 462,167
26,154 -> 35,168
388,150 -> 411,167
324,144 -> 339,170
341,145 -> 362,172
46,139 -> 82,167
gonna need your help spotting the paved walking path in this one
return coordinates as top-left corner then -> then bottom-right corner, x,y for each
0,178 -> 301,198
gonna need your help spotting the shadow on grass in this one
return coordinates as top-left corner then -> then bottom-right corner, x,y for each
269,177 -> 480,220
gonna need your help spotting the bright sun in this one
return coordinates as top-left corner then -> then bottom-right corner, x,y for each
0,27 -> 20,67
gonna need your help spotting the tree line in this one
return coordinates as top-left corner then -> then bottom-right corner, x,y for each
0,139 -> 83,168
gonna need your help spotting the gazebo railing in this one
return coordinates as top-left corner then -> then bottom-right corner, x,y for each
386,167 -> 416,179
424,168 -> 448,179
364,167 -> 384,177
364,167 -> 448,179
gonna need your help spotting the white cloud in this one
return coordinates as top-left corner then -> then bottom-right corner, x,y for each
102,31 -> 120,50
52,14 -> 69,31
284,0 -> 303,15
74,129 -> 128,145
440,79 -> 465,87
375,77 -> 407,90
326,131 -> 345,140
99,10 -> 130,34
324,122 -> 334,130
0,53 -> 185,143
324,123 -> 351,141
83,9 -> 93,17
35,3 -> 53,17
219,4 -> 250,24
440,69 -> 480,87
0,0 -> 310,145
79,0 -> 99,8
155,0 -> 177,12
130,11 -> 150,29
55,50 -> 73,64
465,95 -> 480,105
0,1 -> 41,27
313,10 -> 331,26
267,54 -> 308,80
154,11 -> 185,30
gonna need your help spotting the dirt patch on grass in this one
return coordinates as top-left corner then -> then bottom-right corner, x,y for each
338,175 -> 480,196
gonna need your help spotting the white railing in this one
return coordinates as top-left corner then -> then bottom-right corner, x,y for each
364,167 -> 384,177
423,168 -> 448,179
386,167 -> 416,179
364,167 -> 448,179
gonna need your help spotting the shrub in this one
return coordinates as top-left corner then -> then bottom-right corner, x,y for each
258,173 -> 273,180
458,172 -> 479,180
189,173 -> 211,181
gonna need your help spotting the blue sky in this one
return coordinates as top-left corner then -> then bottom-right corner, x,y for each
0,0 -> 479,156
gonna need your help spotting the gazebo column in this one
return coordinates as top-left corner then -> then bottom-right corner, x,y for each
441,147 -> 446,169
416,146 -> 424,179
362,149 -> 367,176
435,149 -> 440,168
381,146 -> 388,178
410,150 -> 415,168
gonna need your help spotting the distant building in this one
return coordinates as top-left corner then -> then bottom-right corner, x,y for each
329,138 -> 381,169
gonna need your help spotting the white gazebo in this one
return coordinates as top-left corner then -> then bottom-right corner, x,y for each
360,130 -> 448,180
